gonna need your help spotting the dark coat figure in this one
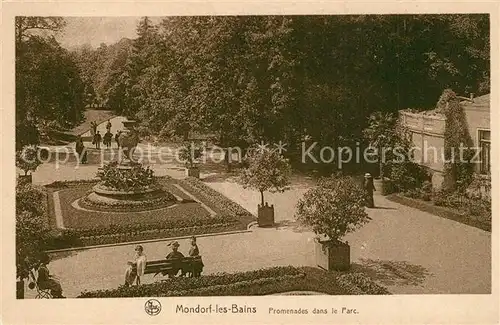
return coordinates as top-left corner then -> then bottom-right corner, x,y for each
363,173 -> 376,208
103,131 -> 113,148
93,131 -> 102,149
106,120 -> 112,132
115,131 -> 122,148
75,137 -> 87,164
163,241 -> 185,278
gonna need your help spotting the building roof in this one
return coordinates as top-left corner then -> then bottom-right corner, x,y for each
461,93 -> 490,110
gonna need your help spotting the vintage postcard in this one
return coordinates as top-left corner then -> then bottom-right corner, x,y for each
1,1 -> 498,324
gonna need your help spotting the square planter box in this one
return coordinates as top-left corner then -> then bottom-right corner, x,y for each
258,203 -> 274,227
315,238 -> 350,271
186,167 -> 200,178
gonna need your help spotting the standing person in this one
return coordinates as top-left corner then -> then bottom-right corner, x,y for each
124,245 -> 147,287
115,131 -> 121,149
188,236 -> 204,277
106,119 -> 112,132
94,131 -> 102,149
104,131 -> 113,149
75,136 -> 87,164
37,254 -> 65,298
363,173 -> 376,208
91,121 -> 97,136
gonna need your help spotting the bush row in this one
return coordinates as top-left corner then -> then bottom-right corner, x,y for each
78,266 -> 302,297
47,223 -> 240,249
178,177 -> 254,218
45,218 -> 241,250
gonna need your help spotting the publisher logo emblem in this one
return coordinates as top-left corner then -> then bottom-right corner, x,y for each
145,299 -> 162,316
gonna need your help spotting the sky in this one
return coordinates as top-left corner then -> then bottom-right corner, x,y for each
56,17 -> 154,49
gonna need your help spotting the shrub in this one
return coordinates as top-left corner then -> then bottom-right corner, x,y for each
296,175 -> 370,242
16,145 -> 43,176
389,161 -> 429,193
16,184 -> 50,280
180,178 -> 254,218
96,161 -> 155,191
178,142 -> 202,168
78,266 -> 302,297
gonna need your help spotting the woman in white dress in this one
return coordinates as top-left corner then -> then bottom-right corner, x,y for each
124,245 -> 147,286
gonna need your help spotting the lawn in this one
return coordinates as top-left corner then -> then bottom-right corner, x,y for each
44,177 -> 256,249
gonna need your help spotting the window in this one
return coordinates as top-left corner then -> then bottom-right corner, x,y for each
479,130 -> 490,174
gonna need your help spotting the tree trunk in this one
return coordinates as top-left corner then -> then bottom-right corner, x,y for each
379,144 -> 384,180
260,190 -> 265,206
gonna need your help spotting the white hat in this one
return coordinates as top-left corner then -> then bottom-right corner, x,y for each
364,173 -> 372,177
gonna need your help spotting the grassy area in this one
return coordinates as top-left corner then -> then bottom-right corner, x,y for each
44,177 -> 255,249
77,266 -> 390,298
56,182 -> 209,229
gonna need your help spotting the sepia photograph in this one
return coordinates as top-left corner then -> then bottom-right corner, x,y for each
2,2 -> 498,324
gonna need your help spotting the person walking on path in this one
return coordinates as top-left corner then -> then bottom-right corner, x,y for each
124,245 -> 147,287
93,131 -> 102,149
75,136 -> 87,164
106,119 -> 112,132
363,173 -> 376,208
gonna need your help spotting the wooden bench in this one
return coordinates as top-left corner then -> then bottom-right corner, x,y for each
134,256 -> 204,278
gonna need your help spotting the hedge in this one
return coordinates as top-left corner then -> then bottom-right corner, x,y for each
77,266 -> 390,298
178,177 -> 255,218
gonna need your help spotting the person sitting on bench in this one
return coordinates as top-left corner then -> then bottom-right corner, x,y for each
163,241 -> 184,278
124,245 -> 147,286
188,236 -> 204,277
37,254 -> 65,298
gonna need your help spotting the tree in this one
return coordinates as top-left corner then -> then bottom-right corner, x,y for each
362,112 -> 398,179
238,148 -> 291,206
295,176 -> 370,242
178,142 -> 202,168
16,145 -> 43,176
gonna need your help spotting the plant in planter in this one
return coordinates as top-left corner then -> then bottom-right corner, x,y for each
362,112 -> 397,192
16,145 -> 43,184
238,147 -> 291,227
295,175 -> 371,271
178,142 -> 202,178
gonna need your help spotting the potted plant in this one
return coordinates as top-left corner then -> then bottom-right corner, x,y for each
178,142 -> 202,178
16,145 -> 43,184
238,147 -> 291,227
362,112 -> 397,194
295,175 -> 371,271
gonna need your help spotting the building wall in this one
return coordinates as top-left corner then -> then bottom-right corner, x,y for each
399,95 -> 490,189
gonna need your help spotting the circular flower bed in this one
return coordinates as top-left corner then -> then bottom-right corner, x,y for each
79,190 -> 177,212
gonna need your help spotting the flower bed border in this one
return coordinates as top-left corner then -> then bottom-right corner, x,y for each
77,266 -> 390,298
386,193 -> 491,232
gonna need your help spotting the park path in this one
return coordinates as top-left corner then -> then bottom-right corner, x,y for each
25,176 -> 491,298
25,116 -> 491,297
